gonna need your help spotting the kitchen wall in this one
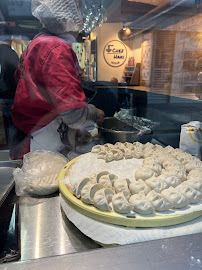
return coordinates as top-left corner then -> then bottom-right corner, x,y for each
86,22 -> 143,82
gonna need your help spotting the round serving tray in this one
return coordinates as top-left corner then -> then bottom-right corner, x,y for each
59,155 -> 202,228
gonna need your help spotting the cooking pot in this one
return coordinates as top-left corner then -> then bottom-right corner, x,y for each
99,117 -> 153,144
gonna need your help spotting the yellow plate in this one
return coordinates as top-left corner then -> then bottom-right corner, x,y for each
59,155 -> 202,228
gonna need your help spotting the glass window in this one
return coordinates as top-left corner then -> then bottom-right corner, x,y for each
0,0 -> 202,264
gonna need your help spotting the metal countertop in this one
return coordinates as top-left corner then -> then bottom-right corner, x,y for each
19,194 -> 100,261
1,232 -> 202,270
1,160 -> 202,269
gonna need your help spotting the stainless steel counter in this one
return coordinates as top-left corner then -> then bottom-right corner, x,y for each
1,191 -> 202,269
1,232 -> 202,270
19,194 -> 100,261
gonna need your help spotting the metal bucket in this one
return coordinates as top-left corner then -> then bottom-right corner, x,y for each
99,117 -> 153,144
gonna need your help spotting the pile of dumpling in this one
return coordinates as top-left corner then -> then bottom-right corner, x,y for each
71,141 -> 202,215
91,142 -> 144,162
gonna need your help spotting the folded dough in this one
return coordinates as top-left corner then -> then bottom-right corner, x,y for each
80,183 -> 103,204
143,163 -> 162,175
112,192 -> 133,214
129,193 -> 155,215
185,162 -> 202,173
133,141 -> 143,148
143,157 -> 161,166
176,183 -> 202,204
145,177 -> 168,193
123,148 -> 133,159
93,188 -> 115,211
114,178 -> 131,199
157,174 -> 181,188
91,145 -> 104,153
185,178 -> 202,193
146,190 -> 172,212
105,151 -> 114,162
133,146 -> 143,159
97,150 -> 107,159
143,142 -> 155,150
165,168 -> 186,181
124,142 -> 134,149
129,179 -> 151,195
115,142 -> 125,150
73,177 -> 93,198
187,168 -> 202,179
142,149 -> 154,158
135,167 -> 156,181
161,187 -> 189,209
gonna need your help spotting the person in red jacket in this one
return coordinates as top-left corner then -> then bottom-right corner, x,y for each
11,0 -> 104,159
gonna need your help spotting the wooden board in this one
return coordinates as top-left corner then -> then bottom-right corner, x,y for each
59,156 -> 202,228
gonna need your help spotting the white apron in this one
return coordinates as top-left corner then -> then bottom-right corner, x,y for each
30,117 -> 76,154
30,116 -> 63,152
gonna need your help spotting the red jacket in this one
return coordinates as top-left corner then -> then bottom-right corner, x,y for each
11,33 -> 87,135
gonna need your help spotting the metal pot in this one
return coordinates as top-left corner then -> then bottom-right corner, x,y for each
99,117 -> 153,144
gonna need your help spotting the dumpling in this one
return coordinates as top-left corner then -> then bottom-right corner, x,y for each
176,152 -> 191,163
114,178 -> 131,199
187,168 -> 202,179
143,157 -> 161,166
105,151 -> 114,162
115,142 -> 125,150
135,167 -> 156,181
161,187 -> 189,209
73,177 -> 93,198
97,171 -> 116,188
164,164 -> 184,172
104,143 -> 114,150
133,146 -> 143,159
162,158 -> 181,169
157,174 -> 181,188
154,144 -> 164,151
111,149 -> 124,160
93,188 -> 115,211
129,179 -> 151,195
112,192 -> 133,214
182,156 -> 200,165
164,145 -> 174,153
124,142 -> 134,149
91,145 -> 104,153
185,178 -> 202,192
133,141 -> 143,148
145,176 -> 168,193
96,171 -> 110,181
143,142 -> 155,150
165,168 -> 186,181
175,183 -> 202,204
80,183 -> 103,204
123,148 -> 133,159
171,148 -> 184,158
185,162 -> 202,173
146,190 -> 172,212
142,149 -> 154,158
97,150 -> 107,159
152,153 -> 167,164
143,163 -> 162,175
129,193 -> 155,215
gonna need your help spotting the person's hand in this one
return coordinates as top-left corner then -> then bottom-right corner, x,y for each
96,109 -> 105,126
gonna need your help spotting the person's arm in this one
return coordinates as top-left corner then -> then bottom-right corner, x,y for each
41,42 -> 104,127
60,104 -> 97,129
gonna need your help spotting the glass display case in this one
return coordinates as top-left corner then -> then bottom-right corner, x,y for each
0,0 -> 202,268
